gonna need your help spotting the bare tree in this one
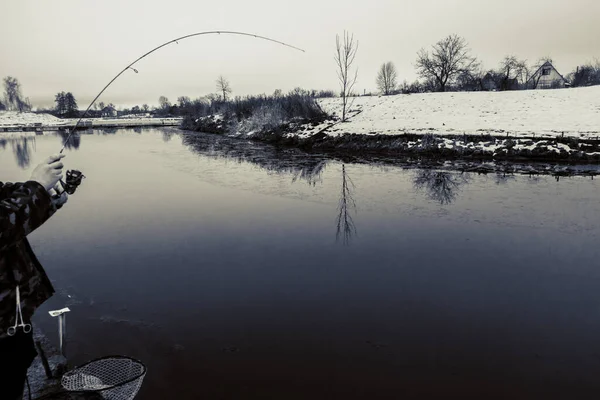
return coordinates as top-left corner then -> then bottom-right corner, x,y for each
177,96 -> 191,108
158,96 -> 171,110
216,76 -> 232,102
415,34 -> 479,92
334,31 -> 359,121
3,76 -> 30,112
376,62 -> 398,95
499,56 -> 519,80
537,56 -> 553,66
498,56 -> 530,89
514,60 -> 531,87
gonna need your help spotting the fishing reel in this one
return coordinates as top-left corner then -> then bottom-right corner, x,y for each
51,169 -> 85,208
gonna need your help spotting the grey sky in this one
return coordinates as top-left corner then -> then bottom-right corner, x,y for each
1,0 -> 598,109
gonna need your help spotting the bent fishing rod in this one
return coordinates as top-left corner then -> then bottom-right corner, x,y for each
50,31 -> 304,199
59,30 -> 305,153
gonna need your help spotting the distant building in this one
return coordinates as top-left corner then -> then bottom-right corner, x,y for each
481,72 -> 498,91
526,61 -> 568,89
101,106 -> 118,117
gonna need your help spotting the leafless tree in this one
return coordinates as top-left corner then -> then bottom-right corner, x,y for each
336,164 -> 357,245
499,56 -> 519,79
216,75 -> 232,102
158,96 -> 171,110
415,34 -> 479,92
376,62 -> 398,95
177,96 -> 191,108
334,31 -> 359,121
142,104 -> 149,113
537,56 -> 553,66
3,76 -> 30,112
514,61 -> 531,87
499,56 -> 530,88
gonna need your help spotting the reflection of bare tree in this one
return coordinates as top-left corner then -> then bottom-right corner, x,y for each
494,172 -> 515,185
162,131 -> 177,142
336,164 -> 357,245
58,131 -> 81,150
413,170 -> 468,205
291,160 -> 327,186
10,137 -> 35,169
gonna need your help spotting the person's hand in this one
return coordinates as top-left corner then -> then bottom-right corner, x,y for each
30,154 -> 66,191
50,183 -> 69,208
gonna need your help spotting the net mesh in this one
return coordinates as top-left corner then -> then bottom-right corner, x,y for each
60,356 -> 146,400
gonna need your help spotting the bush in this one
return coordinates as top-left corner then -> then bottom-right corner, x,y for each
186,89 -> 329,135
568,63 -> 600,87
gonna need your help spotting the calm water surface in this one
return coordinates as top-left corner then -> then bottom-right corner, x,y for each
2,129 -> 600,399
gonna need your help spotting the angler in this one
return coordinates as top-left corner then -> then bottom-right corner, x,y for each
0,154 -> 68,399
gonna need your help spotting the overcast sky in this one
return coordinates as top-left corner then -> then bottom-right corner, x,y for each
1,0 -> 598,109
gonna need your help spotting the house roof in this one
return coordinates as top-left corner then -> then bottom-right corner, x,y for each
527,61 -> 568,84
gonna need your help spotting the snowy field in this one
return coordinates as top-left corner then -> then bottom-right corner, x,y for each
298,86 -> 600,140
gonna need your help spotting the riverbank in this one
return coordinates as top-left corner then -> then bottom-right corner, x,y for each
0,111 -> 182,132
183,86 -> 600,166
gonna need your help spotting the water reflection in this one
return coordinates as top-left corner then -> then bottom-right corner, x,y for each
494,172 -> 516,185
58,131 -> 81,150
162,131 -> 175,142
0,137 -> 37,169
336,165 -> 357,245
181,132 -> 330,186
413,170 -> 469,205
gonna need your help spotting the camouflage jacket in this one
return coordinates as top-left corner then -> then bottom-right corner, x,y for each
0,180 -> 57,340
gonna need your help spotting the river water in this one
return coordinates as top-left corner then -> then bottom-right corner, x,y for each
2,128 -> 600,399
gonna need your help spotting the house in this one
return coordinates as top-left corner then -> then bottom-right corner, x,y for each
481,72 -> 498,91
501,78 -> 519,91
100,105 -> 118,117
526,61 -> 568,89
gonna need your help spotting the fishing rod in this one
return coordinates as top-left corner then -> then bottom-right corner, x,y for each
59,30 -> 305,153
52,30 -> 305,199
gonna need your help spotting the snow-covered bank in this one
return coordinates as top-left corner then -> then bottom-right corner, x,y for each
0,111 -> 182,137
300,86 -> 600,139
0,111 -> 66,127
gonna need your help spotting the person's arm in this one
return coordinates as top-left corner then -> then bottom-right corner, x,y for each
0,180 -> 58,252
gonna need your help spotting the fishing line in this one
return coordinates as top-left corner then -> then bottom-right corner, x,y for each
59,30 -> 305,152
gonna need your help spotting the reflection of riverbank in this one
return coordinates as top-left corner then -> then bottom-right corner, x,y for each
180,131 -> 330,186
182,128 -> 600,179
